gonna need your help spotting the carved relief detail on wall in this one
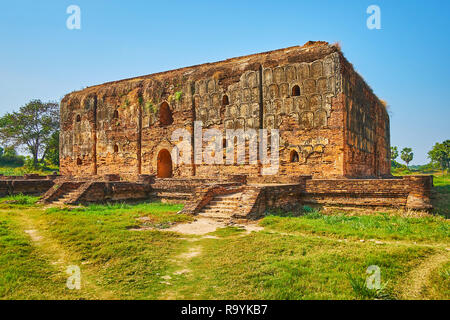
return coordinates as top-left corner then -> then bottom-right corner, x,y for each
222,70 -> 261,131
262,52 -> 340,130
193,78 -> 222,127
289,137 -> 329,163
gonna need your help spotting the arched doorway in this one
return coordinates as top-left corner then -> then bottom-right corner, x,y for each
157,149 -> 172,178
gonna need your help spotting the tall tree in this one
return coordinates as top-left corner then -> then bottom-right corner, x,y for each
428,140 -> 450,172
390,146 -> 399,160
45,131 -> 60,166
401,147 -> 414,168
0,100 -> 59,168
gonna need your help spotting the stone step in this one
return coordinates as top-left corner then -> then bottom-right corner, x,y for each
213,198 -> 240,203
202,205 -> 234,212
199,211 -> 234,219
208,199 -> 238,204
202,207 -> 234,211
215,193 -> 242,198
53,188 -> 83,204
209,198 -> 240,204
61,193 -> 77,199
202,204 -> 235,210
59,193 -> 79,200
195,191 -> 243,219
50,201 -> 66,205
155,192 -> 192,199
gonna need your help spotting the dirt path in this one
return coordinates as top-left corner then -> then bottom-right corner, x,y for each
159,243 -> 203,300
14,210 -> 117,299
397,251 -> 449,300
262,228 -> 449,250
133,217 -> 264,236
156,219 -> 449,300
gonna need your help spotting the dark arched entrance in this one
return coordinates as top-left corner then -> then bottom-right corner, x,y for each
157,149 -> 172,178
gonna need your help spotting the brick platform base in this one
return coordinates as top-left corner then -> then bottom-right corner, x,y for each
30,174 -> 433,218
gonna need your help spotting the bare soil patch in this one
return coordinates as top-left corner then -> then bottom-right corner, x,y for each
163,217 -> 264,235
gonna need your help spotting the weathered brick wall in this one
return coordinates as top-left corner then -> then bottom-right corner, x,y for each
340,55 -> 390,178
183,175 -> 433,219
303,175 -> 432,209
75,182 -> 151,204
246,184 -> 306,218
95,87 -> 141,178
60,94 -> 97,176
60,42 -> 389,180
267,52 -> 345,178
0,179 -> 54,197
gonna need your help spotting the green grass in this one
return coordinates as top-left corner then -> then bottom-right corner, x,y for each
0,201 -> 191,299
260,210 -> 449,242
433,175 -> 450,218
426,262 -> 450,299
171,230 -> 437,299
37,210 -> 185,299
0,214 -> 71,299
0,173 -> 448,300
207,226 -> 246,238
347,272 -> 393,300
0,165 -> 58,176
0,194 -> 39,205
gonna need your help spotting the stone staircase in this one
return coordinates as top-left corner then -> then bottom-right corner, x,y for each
49,188 -> 82,205
198,192 -> 242,219
39,181 -> 91,206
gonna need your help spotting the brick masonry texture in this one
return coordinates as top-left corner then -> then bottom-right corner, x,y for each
59,41 -> 390,180
0,175 -> 56,197
51,41 -> 432,214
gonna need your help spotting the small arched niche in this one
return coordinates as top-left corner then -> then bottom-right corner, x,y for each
113,109 -> 119,120
76,158 -> 82,166
290,150 -> 299,163
159,102 -> 173,126
222,95 -> 229,106
76,115 -> 81,122
292,85 -> 300,97
114,144 -> 119,153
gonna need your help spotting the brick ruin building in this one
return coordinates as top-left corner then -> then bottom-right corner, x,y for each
27,41 -> 433,216
59,41 -> 390,179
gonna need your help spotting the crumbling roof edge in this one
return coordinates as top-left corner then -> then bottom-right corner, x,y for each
337,50 -> 386,110
65,41 -> 336,97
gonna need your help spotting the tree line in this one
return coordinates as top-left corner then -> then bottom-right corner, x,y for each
0,100 -> 59,169
391,140 -> 450,172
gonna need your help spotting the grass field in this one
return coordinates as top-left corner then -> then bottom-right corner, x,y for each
0,177 -> 448,300
0,165 -> 58,176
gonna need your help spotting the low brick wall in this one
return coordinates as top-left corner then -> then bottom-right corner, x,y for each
260,184 -> 305,213
0,179 -> 55,197
247,175 -> 312,185
181,175 -> 434,219
74,181 -> 152,204
302,175 -> 433,210
3,173 -> 431,215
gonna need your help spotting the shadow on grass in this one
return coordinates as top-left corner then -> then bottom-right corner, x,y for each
432,185 -> 450,219
264,205 -> 322,218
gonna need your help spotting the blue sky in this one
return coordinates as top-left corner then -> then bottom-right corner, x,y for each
0,0 -> 449,164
